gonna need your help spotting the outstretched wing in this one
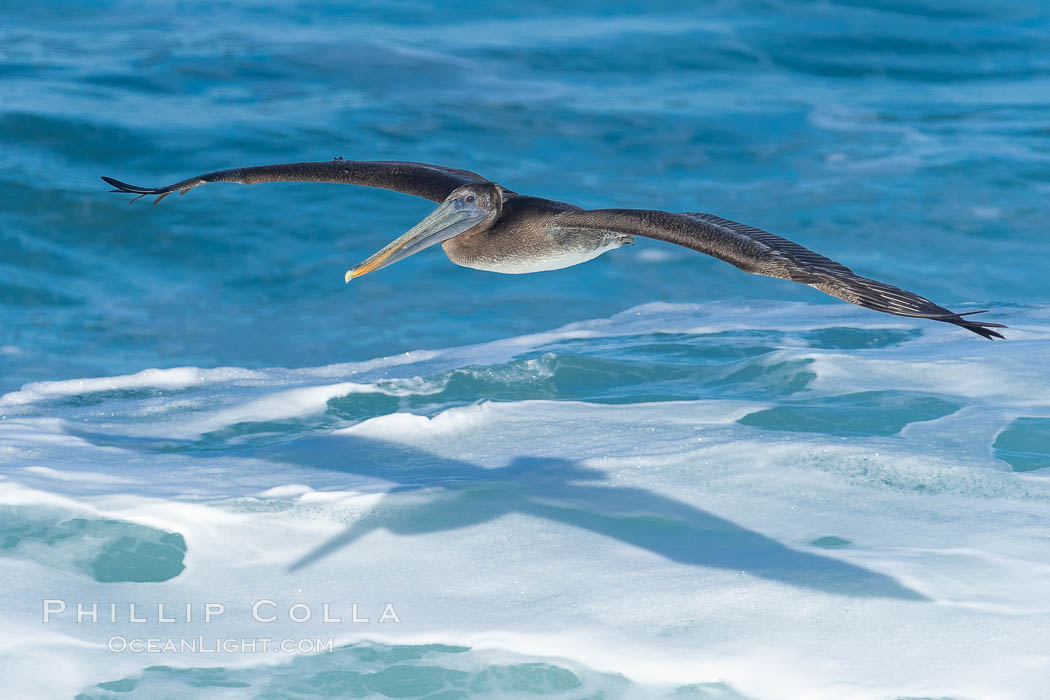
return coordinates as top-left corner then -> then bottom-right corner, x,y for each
102,159 -> 493,204
554,208 -> 1005,339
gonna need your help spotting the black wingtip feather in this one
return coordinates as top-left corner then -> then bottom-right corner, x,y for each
925,309 -> 1006,339
944,316 -> 1006,340
102,176 -> 181,205
102,176 -> 157,194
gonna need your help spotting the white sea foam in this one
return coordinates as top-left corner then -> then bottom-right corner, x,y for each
19,466 -> 137,484
0,366 -> 267,408
1,302 -> 1048,699
344,402 -> 498,441
150,381 -> 380,440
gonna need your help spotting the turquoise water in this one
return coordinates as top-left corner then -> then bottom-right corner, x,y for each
4,0 -> 1049,391
2,1 -> 1050,698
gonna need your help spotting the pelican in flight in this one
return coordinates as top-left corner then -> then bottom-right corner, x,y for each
103,159 -> 1004,339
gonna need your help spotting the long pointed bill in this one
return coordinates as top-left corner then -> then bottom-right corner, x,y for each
345,199 -> 489,282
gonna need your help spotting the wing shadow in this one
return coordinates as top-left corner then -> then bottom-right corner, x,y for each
263,434 -> 924,600
65,425 -> 926,601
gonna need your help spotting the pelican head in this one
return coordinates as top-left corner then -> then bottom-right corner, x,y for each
346,182 -> 504,281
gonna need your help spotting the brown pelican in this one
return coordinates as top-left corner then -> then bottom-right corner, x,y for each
103,159 -> 1004,339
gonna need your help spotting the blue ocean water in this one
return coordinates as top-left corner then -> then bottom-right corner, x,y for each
2,1 -> 1050,698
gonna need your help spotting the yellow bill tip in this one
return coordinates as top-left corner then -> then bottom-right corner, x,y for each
345,254 -> 390,283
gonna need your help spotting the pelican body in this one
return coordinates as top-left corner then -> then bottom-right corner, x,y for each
440,188 -> 633,275
103,159 -> 1004,339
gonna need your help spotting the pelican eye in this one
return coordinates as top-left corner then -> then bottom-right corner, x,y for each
464,194 -> 476,204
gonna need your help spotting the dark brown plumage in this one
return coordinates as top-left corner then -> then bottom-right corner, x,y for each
102,160 -> 491,204
103,159 -> 1004,339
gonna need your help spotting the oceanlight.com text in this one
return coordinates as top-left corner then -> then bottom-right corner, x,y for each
107,636 -> 336,654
